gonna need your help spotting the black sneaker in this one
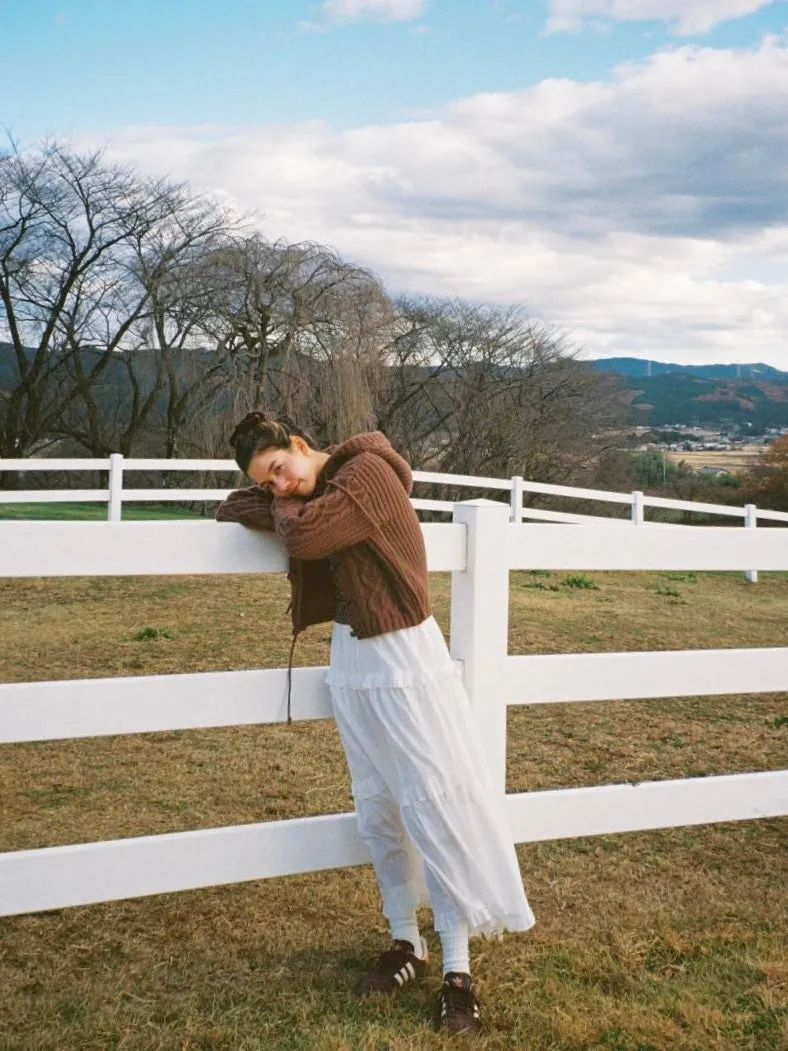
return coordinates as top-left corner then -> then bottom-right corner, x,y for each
436,971 -> 481,1035
356,939 -> 429,996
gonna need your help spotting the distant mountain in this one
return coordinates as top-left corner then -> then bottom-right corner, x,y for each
587,357 -> 788,429
591,357 -> 788,382
5,342 -> 788,434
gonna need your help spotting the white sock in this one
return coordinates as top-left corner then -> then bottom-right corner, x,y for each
389,919 -> 426,958
440,922 -> 470,976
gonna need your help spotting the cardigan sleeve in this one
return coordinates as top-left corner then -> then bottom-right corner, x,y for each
272,452 -> 397,560
215,485 -> 275,531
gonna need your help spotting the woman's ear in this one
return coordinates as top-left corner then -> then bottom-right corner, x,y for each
291,435 -> 309,456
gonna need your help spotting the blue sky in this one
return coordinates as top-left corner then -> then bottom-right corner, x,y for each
5,0 -> 785,136
3,0 -> 788,367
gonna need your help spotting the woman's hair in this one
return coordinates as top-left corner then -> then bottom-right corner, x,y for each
229,411 -> 317,474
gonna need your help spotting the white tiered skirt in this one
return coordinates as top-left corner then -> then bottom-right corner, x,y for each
326,616 -> 535,937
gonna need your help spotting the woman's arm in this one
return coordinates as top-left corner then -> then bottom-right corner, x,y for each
215,485 -> 275,530
272,452 -> 398,560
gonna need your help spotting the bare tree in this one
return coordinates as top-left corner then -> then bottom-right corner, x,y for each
745,435 -> 788,513
116,206 -> 240,459
374,298 -> 629,484
373,296 -> 463,465
1,139 -> 631,492
204,235 -> 392,446
0,140 -> 231,465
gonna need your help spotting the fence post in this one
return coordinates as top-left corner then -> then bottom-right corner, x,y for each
107,454 -> 124,522
631,490 -> 644,526
450,499 -> 511,797
510,475 -> 524,523
744,504 -> 758,584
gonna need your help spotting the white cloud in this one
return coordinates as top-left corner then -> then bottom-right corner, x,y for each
93,37 -> 788,368
318,0 -> 428,25
545,0 -> 777,36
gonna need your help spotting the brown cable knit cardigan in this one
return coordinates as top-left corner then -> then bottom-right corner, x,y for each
215,432 -> 432,639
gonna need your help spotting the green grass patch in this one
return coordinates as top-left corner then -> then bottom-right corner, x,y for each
653,584 -> 682,598
128,626 -> 177,642
665,572 -> 698,585
517,571 -> 601,592
0,502 -> 207,521
561,573 -> 600,590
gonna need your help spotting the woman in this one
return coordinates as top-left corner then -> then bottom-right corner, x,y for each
216,411 -> 535,1035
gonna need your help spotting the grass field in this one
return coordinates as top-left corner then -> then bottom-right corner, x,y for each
0,569 -> 786,1050
664,449 -> 762,472
0,502 -> 205,521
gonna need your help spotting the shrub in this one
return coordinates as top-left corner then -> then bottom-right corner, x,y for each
562,574 -> 600,590
129,626 -> 176,641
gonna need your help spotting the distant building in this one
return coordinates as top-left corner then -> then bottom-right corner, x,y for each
698,466 -> 732,477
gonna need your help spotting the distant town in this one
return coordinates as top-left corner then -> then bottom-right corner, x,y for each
636,424 -> 788,476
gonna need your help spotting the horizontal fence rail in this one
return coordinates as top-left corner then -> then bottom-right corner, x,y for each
0,667 -> 335,742
507,524 -> 788,571
2,455 -> 787,530
506,647 -> 788,705
1,502 -> 786,918
0,521 -> 467,578
2,772 -> 786,917
3,647 -> 787,744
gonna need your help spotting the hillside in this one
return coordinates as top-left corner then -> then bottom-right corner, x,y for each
591,357 -> 788,381
5,342 -> 788,433
591,359 -> 788,429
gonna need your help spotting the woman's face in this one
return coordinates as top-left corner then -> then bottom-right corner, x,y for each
247,437 -> 320,497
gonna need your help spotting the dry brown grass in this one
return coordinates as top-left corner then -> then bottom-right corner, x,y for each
1,570 -> 786,1050
664,449 -> 761,472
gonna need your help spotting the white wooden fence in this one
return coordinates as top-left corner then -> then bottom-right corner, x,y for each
1,504 -> 787,917
3,453 -> 788,526
3,453 -> 787,586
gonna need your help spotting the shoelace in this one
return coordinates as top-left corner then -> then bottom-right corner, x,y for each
441,980 -> 479,1020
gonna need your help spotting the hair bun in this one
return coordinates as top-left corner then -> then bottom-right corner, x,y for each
229,410 -> 272,449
